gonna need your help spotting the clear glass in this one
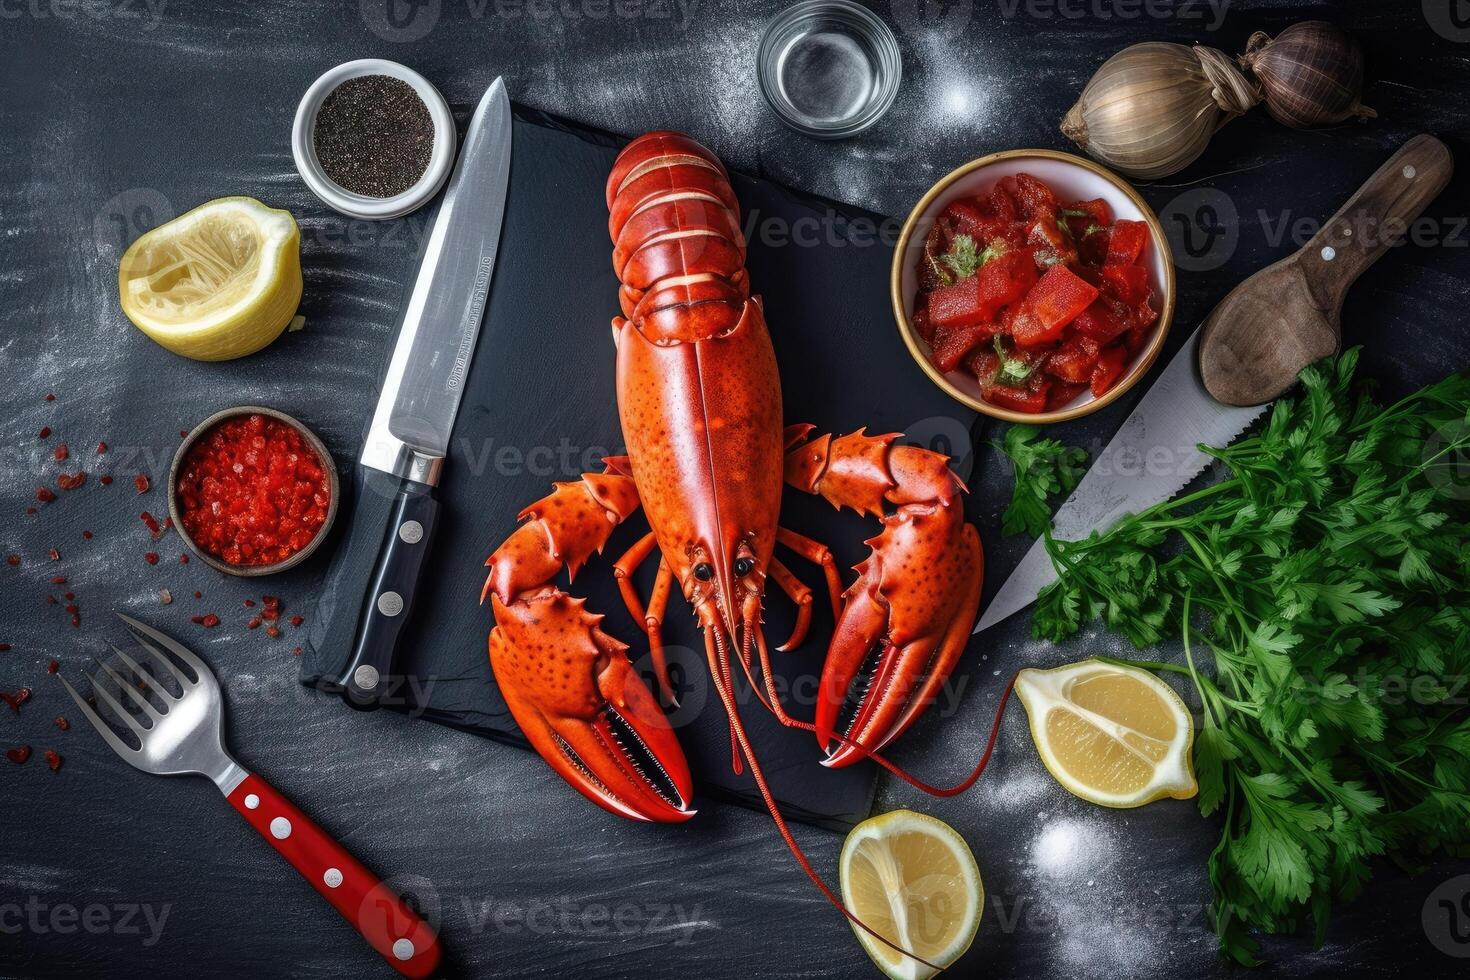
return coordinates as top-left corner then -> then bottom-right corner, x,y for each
757,0 -> 902,139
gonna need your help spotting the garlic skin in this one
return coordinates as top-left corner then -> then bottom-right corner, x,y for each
1242,21 -> 1376,128
1061,42 -> 1258,181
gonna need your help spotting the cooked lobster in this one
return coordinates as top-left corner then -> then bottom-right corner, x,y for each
481,132 -> 985,939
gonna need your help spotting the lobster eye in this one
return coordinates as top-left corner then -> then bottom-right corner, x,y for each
734,557 -> 755,577
693,563 -> 714,582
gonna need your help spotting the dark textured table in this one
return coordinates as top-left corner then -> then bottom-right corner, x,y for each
3,2 -> 1469,977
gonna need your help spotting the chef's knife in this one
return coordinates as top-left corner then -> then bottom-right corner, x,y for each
975,135 -> 1452,634
313,78 -> 512,707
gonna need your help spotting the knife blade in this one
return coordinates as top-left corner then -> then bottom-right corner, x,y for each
322,78 -> 513,707
975,327 -> 1266,634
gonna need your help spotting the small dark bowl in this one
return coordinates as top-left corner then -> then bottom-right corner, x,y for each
167,406 -> 340,577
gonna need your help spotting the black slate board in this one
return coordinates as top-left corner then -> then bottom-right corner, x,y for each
300,106 -> 980,832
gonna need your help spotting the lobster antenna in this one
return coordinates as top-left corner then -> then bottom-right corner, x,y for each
703,621 -> 942,974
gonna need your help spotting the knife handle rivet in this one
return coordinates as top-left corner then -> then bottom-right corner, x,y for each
270,817 -> 292,840
244,793 -> 260,810
323,867 -> 343,889
353,665 -> 381,690
393,939 -> 416,961
377,591 -> 405,617
398,520 -> 424,544
1320,246 -> 1336,261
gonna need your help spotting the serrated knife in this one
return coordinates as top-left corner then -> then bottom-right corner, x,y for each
976,135 -> 1453,634
311,78 -> 512,706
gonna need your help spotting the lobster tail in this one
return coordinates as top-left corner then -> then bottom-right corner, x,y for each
607,132 -> 749,340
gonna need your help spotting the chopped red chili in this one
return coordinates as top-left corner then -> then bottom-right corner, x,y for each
97,441 -> 108,453
134,474 -> 150,494
54,716 -> 69,731
100,475 -> 113,486
36,487 -> 56,502
144,552 -> 159,565
176,414 -> 331,567
82,530 -> 93,539
37,426 -> 50,439
4,555 -> 18,566
44,750 -> 61,773
200,613 -> 220,628
50,575 -> 65,585
6,746 -> 31,764
47,548 -> 60,561
54,444 -> 68,461
56,473 -> 85,490
46,660 -> 58,674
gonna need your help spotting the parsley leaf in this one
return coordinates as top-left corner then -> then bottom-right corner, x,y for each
995,425 -> 1088,537
940,233 -> 1004,280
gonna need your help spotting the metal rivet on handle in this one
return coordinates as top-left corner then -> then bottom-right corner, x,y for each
245,793 -> 260,810
1320,246 -> 1336,261
398,520 -> 424,544
378,591 -> 404,617
1404,164 -> 1417,179
270,817 -> 292,840
353,665 -> 380,690
323,868 -> 343,888
393,939 -> 415,961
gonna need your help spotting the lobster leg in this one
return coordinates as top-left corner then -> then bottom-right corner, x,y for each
783,426 -> 984,768
613,532 -> 678,704
766,558 -> 813,651
775,527 -> 845,625
483,467 -> 694,823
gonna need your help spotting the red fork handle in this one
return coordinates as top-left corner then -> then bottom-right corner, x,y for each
226,773 -> 441,978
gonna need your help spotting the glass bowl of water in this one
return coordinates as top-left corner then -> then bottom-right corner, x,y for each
757,0 -> 902,139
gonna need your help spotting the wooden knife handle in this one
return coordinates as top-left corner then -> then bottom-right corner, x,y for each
1298,134 -> 1453,316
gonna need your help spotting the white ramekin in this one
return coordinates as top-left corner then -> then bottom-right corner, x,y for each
291,59 -> 456,221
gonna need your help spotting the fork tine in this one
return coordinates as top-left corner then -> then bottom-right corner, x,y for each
87,669 -> 151,739
57,673 -> 144,760
116,613 -> 211,687
95,651 -> 165,723
108,644 -> 177,705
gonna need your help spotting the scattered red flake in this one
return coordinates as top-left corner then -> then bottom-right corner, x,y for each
25,507 -> 37,515
179,429 -> 189,438
247,617 -> 261,629
100,474 -> 113,486
244,599 -> 256,607
261,608 -> 280,622
1,688 -> 32,713
54,716 -> 69,731
179,553 -> 190,564
46,596 -> 57,605
96,441 -> 107,453
82,530 -> 93,540
193,591 -> 202,599
290,615 -> 303,627
47,548 -> 60,561
6,746 -> 31,764
50,575 -> 65,585
44,393 -> 55,402
292,647 -> 302,656
0,643 -> 8,652
63,591 -> 74,600
200,613 -> 220,628
56,473 -> 86,490
134,474 -> 150,494
144,552 -> 159,565
265,625 -> 281,638
64,604 -> 77,614
159,589 -> 172,605
5,555 -> 18,566
46,660 -> 58,674
37,426 -> 51,439
53,444 -> 68,461
263,595 -> 280,609
44,750 -> 61,773
190,615 -> 203,624
141,511 -> 162,536
36,487 -> 56,502
70,616 -> 80,628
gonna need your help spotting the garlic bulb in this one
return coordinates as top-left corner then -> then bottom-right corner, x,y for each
1060,42 -> 1260,181
1241,21 -> 1376,128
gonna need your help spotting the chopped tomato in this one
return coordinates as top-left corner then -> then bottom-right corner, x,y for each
927,276 -> 987,329
1064,198 -> 1112,226
1072,296 -> 1130,343
1027,212 -> 1077,270
1099,263 -> 1150,305
1046,381 -> 1089,410
912,308 -> 936,343
930,320 -> 994,372
1047,335 -> 1100,383
977,250 -> 1037,317
1020,265 -> 1098,344
1012,174 -> 1060,221
920,222 -> 951,292
965,347 -> 999,384
984,376 -> 1050,414
1091,345 -> 1128,396
1106,220 -> 1149,266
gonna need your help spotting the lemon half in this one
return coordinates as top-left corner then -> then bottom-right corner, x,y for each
1015,659 -> 1197,808
118,196 -> 302,361
840,809 -> 983,980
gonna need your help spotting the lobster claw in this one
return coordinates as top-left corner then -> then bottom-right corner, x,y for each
490,591 -> 695,822
816,518 -> 983,768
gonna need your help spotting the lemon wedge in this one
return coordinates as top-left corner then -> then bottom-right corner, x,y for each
1015,659 -> 1197,808
118,197 -> 302,361
839,809 -> 983,980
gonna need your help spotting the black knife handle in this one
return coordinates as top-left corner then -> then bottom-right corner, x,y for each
330,469 -> 439,709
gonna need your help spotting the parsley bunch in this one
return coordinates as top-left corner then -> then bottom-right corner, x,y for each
1030,350 -> 1470,964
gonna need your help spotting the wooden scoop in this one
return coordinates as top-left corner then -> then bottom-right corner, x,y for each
1200,135 -> 1453,406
